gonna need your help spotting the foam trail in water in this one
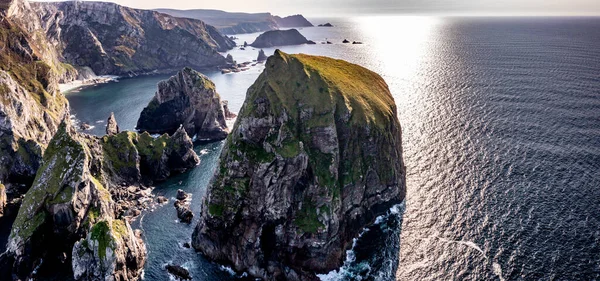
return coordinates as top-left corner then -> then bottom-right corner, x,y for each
435,236 -> 505,281
318,201 -> 405,281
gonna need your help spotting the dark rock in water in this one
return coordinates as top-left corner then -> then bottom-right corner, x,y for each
343,39 -> 350,43
157,196 -> 169,204
221,101 -> 237,119
318,23 -> 334,27
175,200 -> 194,224
244,41 -> 248,47
31,1 -> 235,76
79,122 -> 91,131
257,49 -> 268,62
251,29 -> 309,48
353,41 -> 364,44
176,189 -> 189,201
3,120 -> 199,280
226,54 -> 236,65
192,50 -> 406,280
166,264 -> 192,280
327,41 -> 333,44
137,67 -> 230,141
106,112 -> 120,136
307,40 -> 317,44
183,242 -> 191,248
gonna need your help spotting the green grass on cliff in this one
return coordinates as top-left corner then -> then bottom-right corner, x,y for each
267,50 -> 396,130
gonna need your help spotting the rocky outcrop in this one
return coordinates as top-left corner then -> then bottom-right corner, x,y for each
318,23 -> 334,27
251,29 -> 309,48
166,264 -> 192,280
106,112 -> 120,136
137,67 -> 230,141
155,9 -> 312,35
192,51 -> 405,280
2,120 -> 199,280
31,1 -> 235,76
257,49 -> 268,62
221,101 -> 237,120
273,15 -> 313,28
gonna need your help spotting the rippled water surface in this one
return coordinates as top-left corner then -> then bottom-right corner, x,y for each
66,17 -> 600,280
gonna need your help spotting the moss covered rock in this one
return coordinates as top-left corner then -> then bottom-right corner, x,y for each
4,119 -> 198,280
192,50 -> 405,280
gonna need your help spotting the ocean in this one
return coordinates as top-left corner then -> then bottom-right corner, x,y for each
65,16 -> 600,281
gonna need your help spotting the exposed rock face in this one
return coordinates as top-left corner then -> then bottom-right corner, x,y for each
0,0 -> 73,216
192,51 -> 405,280
137,67 -> 229,141
251,29 -> 309,48
166,264 -> 192,280
2,121 -> 199,280
31,1 -> 235,76
257,49 -> 268,62
221,101 -> 237,120
155,9 -> 312,35
106,112 -> 120,136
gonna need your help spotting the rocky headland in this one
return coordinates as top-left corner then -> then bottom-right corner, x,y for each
156,9 -> 313,35
251,29 -> 310,48
137,67 -> 231,141
31,1 -> 235,76
192,50 -> 406,280
0,115 -> 199,280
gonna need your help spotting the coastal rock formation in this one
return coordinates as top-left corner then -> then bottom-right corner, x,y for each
273,15 -> 314,28
106,112 -> 120,135
251,29 -> 309,48
257,49 -> 268,62
0,0 -> 74,217
221,101 -> 237,119
2,120 -> 199,280
137,67 -> 230,141
31,1 -> 235,76
192,51 -> 405,280
318,23 -> 334,27
155,9 -> 312,35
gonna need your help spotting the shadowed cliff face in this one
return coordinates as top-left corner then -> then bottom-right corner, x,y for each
31,1 -> 235,76
137,67 -> 230,141
192,50 -> 406,280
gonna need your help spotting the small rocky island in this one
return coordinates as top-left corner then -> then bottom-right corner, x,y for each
318,23 -> 334,27
251,29 -> 309,48
137,67 -> 233,141
192,50 -> 406,280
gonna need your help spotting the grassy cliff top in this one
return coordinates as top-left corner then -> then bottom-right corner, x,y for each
260,50 -> 396,129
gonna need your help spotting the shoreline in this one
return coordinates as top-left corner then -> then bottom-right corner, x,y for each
59,75 -> 120,94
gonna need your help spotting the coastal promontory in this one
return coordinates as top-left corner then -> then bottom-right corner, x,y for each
192,50 -> 406,280
137,67 -> 230,141
251,29 -> 309,48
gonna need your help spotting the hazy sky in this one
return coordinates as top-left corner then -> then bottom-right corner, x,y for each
39,0 -> 600,16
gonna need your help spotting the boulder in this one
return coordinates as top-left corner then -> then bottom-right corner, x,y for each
166,264 -> 191,280
192,50 -> 406,280
136,67 -> 230,141
176,189 -> 188,201
174,200 -> 194,224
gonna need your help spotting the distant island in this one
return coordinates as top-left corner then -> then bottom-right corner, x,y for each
251,29 -> 310,48
156,9 -> 313,34
319,23 -> 334,27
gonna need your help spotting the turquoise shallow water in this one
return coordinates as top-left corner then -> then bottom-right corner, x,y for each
67,17 -> 600,281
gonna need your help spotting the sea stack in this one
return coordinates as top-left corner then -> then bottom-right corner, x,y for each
192,50 -> 406,280
257,49 -> 268,62
136,67 -> 230,141
251,29 -> 309,48
106,112 -> 120,135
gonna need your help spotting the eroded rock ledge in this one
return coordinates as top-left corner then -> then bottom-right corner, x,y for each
192,50 -> 406,280
2,119 -> 199,280
137,67 -> 231,141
